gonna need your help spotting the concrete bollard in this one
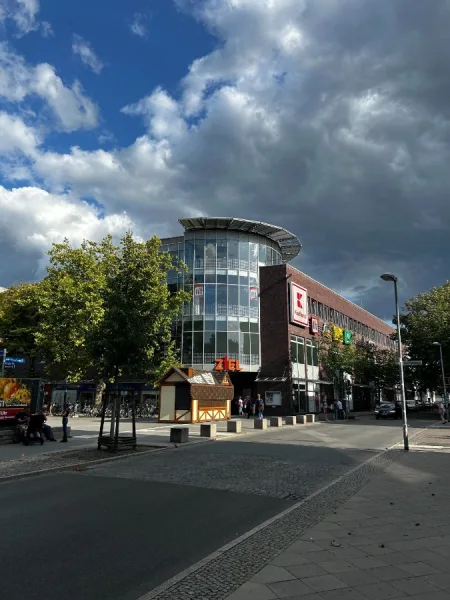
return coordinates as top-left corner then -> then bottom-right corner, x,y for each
306,414 -> 315,423
227,420 -> 242,433
270,416 -> 283,427
254,419 -> 267,430
170,427 -> 189,443
296,415 -> 307,424
200,423 -> 217,438
285,416 -> 297,425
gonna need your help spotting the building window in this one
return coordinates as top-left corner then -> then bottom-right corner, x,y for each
311,299 -> 318,316
318,302 -> 324,319
290,335 -> 305,364
306,340 -> 319,367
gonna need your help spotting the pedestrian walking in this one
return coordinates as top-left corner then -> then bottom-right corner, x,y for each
60,404 -> 70,442
256,394 -> 264,419
322,398 -> 329,421
248,397 -> 256,418
341,398 -> 348,420
438,400 -> 447,424
336,399 -> 343,420
237,396 -> 243,416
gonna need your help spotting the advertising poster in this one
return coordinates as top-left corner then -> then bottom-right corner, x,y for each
0,378 -> 40,421
265,391 -> 282,406
290,282 -> 309,327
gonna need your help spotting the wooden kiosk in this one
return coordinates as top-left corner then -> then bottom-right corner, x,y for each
158,367 -> 234,423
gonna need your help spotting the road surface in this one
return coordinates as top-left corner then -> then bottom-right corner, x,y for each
0,418 -> 430,600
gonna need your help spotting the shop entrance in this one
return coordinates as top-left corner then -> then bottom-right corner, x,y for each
292,382 -> 307,413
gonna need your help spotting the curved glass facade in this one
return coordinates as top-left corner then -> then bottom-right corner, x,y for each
161,230 -> 283,371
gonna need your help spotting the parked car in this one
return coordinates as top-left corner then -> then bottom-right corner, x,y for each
406,399 -> 419,412
375,403 -> 398,419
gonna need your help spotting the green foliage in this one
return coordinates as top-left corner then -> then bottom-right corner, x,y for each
87,232 -> 188,383
36,236 -> 117,382
400,281 -> 450,391
318,332 -> 399,395
0,283 -> 43,374
353,340 -> 398,390
36,232 -> 188,384
318,333 -> 355,395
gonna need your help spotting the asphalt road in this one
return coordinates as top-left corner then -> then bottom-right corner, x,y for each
0,418 -> 430,600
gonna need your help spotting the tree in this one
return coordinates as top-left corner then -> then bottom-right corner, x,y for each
36,236 -> 118,390
318,329 -> 355,396
353,340 -> 398,401
87,232 -> 188,384
319,328 -> 399,402
0,283 -> 43,375
400,282 -> 450,393
36,233 -> 187,394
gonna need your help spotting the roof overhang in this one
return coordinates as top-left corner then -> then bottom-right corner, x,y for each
179,217 -> 301,263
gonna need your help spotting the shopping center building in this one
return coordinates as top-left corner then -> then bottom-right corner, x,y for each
160,217 -> 396,414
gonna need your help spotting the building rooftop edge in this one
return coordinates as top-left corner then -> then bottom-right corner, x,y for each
178,217 -> 301,263
283,264 -> 395,332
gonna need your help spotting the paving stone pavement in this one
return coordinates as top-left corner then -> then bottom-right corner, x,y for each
141,427 -> 450,600
223,439 -> 450,599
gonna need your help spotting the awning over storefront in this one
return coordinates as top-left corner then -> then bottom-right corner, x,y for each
255,376 -> 287,382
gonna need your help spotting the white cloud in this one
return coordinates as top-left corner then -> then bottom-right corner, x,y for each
1,0 -> 450,318
130,12 -> 147,38
122,88 -> 187,140
0,111 -> 41,155
40,20 -> 53,37
72,34 -> 104,75
0,44 -> 99,131
0,0 -> 40,35
0,185 -> 135,280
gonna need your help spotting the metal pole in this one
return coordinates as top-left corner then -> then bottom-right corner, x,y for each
439,344 -> 448,422
1,348 -> 6,377
394,279 -> 409,451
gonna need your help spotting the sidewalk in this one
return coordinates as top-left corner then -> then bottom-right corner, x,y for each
225,429 -> 450,600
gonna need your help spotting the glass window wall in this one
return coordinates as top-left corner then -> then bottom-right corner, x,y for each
180,231 -> 283,368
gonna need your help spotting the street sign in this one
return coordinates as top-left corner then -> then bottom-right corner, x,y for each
4,357 -> 25,364
403,360 -> 422,367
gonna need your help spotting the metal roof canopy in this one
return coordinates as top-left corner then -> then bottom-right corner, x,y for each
179,217 -> 301,263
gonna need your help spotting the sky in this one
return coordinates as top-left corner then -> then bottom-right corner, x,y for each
0,0 -> 449,322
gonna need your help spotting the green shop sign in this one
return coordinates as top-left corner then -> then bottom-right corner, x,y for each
343,330 -> 353,345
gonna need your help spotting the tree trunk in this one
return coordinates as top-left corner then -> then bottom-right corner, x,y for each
95,379 -> 106,406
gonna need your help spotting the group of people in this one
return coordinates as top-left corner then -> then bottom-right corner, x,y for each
236,394 -> 265,419
14,405 -> 71,444
322,398 -> 349,420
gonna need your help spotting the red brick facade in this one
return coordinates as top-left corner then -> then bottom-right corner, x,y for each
258,264 -> 396,414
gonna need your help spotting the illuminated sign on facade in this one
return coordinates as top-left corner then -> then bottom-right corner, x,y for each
214,357 -> 242,371
310,316 -> 319,334
290,282 -> 308,327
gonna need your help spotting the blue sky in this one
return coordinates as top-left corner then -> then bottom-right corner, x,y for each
0,0 -> 448,321
3,0 -> 216,152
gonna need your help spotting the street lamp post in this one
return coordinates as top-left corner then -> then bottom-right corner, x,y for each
432,342 -> 448,421
381,274 -> 409,451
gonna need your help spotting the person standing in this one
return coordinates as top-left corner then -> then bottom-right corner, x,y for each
237,396 -> 243,417
60,404 -> 70,442
336,399 -> 343,420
